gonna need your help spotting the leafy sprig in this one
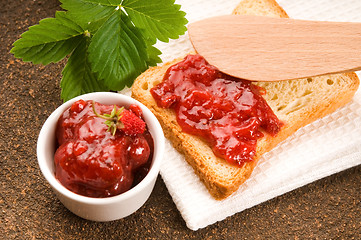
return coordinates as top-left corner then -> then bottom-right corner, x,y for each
10,0 -> 188,101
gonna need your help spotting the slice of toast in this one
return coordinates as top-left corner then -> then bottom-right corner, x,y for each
132,0 -> 360,199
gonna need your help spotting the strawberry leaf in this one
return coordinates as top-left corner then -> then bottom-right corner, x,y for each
145,39 -> 162,66
10,11 -> 84,65
87,10 -> 149,90
61,0 -> 188,44
123,0 -> 188,43
61,37 -> 109,101
11,0 -> 188,101
60,0 -> 119,23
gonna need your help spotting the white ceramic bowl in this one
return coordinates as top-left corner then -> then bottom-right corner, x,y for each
37,92 -> 164,221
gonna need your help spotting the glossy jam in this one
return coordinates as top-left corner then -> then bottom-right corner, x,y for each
54,100 -> 153,198
151,54 -> 281,166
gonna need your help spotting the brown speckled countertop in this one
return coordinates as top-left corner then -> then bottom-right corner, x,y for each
1,0 -> 360,239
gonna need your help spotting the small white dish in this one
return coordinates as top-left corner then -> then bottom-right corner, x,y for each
37,92 -> 164,221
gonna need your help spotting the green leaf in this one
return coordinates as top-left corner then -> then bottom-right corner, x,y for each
61,0 -> 188,43
145,40 -> 162,66
10,11 -> 84,65
60,37 -> 109,101
88,10 -> 148,90
122,0 -> 188,43
86,16 -> 109,34
60,0 -> 185,77
11,0 -> 188,101
60,0 -> 120,23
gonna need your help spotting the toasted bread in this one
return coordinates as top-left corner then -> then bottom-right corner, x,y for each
131,0 -> 360,199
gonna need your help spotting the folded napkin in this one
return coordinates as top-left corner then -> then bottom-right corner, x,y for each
143,0 -> 361,230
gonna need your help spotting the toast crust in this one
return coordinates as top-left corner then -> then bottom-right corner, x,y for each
132,0 -> 360,199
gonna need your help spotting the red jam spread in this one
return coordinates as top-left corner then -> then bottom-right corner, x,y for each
151,54 -> 282,166
54,100 -> 154,198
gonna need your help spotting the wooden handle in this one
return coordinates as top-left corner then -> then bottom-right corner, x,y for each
188,15 -> 361,81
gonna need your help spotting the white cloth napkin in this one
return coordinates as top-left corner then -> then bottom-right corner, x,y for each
149,0 -> 361,230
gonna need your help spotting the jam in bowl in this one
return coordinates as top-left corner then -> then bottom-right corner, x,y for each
37,92 -> 164,221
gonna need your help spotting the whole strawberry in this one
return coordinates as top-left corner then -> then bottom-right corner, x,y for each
92,101 -> 146,136
119,109 -> 146,135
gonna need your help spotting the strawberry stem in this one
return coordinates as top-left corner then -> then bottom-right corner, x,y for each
92,100 -> 124,135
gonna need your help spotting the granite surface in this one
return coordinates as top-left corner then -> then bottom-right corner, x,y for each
0,0 -> 360,239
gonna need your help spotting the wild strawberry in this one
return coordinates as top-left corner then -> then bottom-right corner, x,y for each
129,104 -> 143,117
119,110 -> 146,135
70,99 -> 87,113
92,101 -> 145,136
128,135 -> 150,169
